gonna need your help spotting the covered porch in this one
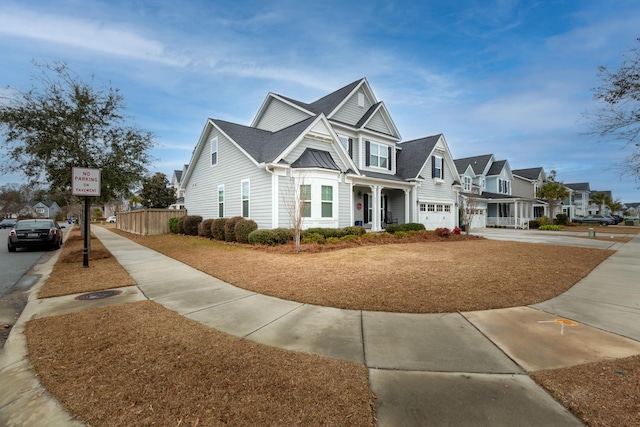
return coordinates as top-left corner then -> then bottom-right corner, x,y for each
350,175 -> 414,231
483,193 -> 539,229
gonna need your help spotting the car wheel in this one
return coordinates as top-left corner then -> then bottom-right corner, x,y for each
8,243 -> 16,252
601,221 -> 608,226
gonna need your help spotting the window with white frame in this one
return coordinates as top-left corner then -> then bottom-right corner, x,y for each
444,205 -> 451,212
321,185 -> 333,217
419,203 -> 426,212
241,180 -> 249,217
217,185 -> 224,218
433,156 -> 443,179
437,204 -> 444,212
463,176 -> 472,192
338,134 -> 349,151
369,142 -> 388,168
428,204 -> 435,212
499,179 -> 510,194
300,184 -> 311,218
211,137 -> 218,166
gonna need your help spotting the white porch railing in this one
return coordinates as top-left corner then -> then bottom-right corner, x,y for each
487,216 -> 531,229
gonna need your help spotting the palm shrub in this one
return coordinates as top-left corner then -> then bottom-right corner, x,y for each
235,219 -> 258,243
224,216 -> 243,242
211,218 -> 227,241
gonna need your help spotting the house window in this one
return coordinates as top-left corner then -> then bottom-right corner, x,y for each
369,142 -> 388,168
241,180 -> 249,217
358,92 -> 365,107
419,203 -> 426,212
437,205 -> 444,212
428,204 -> 435,212
300,184 -> 311,217
321,185 -> 333,217
463,176 -> 472,192
499,179 -> 510,194
433,156 -> 443,179
211,137 -> 218,166
218,185 -> 224,218
444,205 -> 451,212
338,134 -> 349,151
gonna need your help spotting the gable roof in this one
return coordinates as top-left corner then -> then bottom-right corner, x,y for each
395,135 -> 441,180
565,182 -> 590,192
487,160 -> 507,176
454,154 -> 494,175
512,167 -> 543,181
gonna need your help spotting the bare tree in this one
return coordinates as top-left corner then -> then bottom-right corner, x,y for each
460,189 -> 481,235
282,172 -> 308,251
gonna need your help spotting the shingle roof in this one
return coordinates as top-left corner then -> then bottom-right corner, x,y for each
486,160 -> 506,176
395,135 -> 441,180
291,148 -> 340,170
277,79 -> 364,116
565,182 -> 590,191
512,167 -> 542,181
213,117 -> 316,164
454,154 -> 493,175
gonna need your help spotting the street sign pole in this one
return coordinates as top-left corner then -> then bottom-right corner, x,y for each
83,196 -> 90,268
72,167 -> 101,269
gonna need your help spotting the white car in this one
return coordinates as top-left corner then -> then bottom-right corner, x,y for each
106,216 -> 116,223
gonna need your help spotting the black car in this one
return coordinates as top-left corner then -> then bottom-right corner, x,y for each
572,214 -> 616,226
7,219 -> 65,252
0,218 -> 17,229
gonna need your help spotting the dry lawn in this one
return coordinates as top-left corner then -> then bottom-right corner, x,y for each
24,224 -> 640,426
110,229 -> 614,313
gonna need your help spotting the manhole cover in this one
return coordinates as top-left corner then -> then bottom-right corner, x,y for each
75,290 -> 122,301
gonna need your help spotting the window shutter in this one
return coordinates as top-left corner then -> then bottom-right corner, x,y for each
388,146 -> 392,170
432,157 -> 436,178
365,141 -> 370,166
348,138 -> 353,158
363,194 -> 369,223
441,158 -> 444,179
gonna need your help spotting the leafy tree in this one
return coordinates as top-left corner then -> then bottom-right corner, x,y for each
607,198 -> 623,214
0,183 -> 31,217
589,191 -> 612,215
0,61 -> 155,204
536,170 -> 570,223
128,194 -> 142,210
585,38 -> 640,182
139,172 -> 176,208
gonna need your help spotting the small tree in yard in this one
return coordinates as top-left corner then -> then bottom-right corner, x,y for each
139,172 -> 176,208
282,173 -> 308,251
536,170 -> 570,223
460,188 -> 481,235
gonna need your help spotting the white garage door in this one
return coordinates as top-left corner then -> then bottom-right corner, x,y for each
419,203 -> 455,230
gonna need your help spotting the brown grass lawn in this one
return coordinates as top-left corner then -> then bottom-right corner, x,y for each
24,224 -> 640,426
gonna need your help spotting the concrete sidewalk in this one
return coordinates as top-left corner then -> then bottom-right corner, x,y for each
2,227 -> 640,426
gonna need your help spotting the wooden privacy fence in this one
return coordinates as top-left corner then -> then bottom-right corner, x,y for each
117,209 -> 186,236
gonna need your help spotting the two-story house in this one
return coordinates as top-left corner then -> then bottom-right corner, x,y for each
181,78 -> 461,231
512,167 -> 547,220
455,155 -> 538,228
564,183 -> 590,218
170,165 -> 188,210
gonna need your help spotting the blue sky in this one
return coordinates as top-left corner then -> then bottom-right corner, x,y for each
1,0 -> 640,203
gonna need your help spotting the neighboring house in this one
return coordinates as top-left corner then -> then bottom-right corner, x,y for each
454,155 -> 538,228
564,183 -> 591,218
170,165 -> 188,210
589,190 -> 613,215
32,201 -> 60,219
624,202 -> 640,218
511,167 -> 547,220
182,78 -> 461,231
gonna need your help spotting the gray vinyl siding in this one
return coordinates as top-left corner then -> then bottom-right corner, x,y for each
255,98 -> 312,132
338,181 -> 352,227
365,111 -> 392,135
184,128 -> 273,229
416,151 -> 458,203
331,90 -> 371,126
277,175 -> 295,228
512,176 -> 534,198
284,138 -> 348,171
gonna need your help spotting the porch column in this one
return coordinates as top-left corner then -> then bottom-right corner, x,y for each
514,201 -> 519,228
404,189 -> 410,224
370,185 -> 381,232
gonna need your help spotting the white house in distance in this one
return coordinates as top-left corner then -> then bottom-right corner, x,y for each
181,78 -> 461,231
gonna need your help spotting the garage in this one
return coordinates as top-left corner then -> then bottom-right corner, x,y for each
418,202 -> 455,230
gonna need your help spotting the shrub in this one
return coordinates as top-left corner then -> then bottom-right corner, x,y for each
394,231 -> 408,239
235,219 -> 258,244
539,225 -> 563,231
177,216 -> 186,234
340,234 -> 361,243
528,219 -> 540,229
434,227 -> 450,238
539,216 -> 551,227
182,215 -> 202,236
169,217 -> 180,234
302,232 -> 325,244
326,237 -> 341,244
224,216 -> 243,242
343,226 -> 366,236
385,223 -> 426,234
211,218 -> 227,241
271,228 -> 294,244
555,213 -> 568,225
304,227 -> 345,239
248,230 -> 277,245
199,219 -> 215,238
452,226 -> 462,235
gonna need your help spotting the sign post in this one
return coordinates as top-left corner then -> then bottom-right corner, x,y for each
72,167 -> 101,268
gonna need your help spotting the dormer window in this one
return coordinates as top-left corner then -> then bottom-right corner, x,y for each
463,176 -> 472,192
358,92 -> 365,108
432,156 -> 443,179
